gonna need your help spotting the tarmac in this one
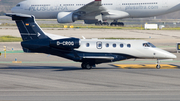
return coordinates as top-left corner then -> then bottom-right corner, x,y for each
0,28 -> 180,100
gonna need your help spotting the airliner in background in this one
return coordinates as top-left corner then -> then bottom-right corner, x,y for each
6,13 -> 176,69
11,0 -> 180,26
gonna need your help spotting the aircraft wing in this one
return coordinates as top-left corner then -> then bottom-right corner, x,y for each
73,0 -> 130,21
73,0 -> 107,18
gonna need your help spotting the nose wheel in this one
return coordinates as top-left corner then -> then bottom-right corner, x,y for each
156,59 -> 161,69
156,64 -> 161,69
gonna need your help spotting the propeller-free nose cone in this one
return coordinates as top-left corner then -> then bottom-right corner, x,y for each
167,53 -> 177,59
11,7 -> 18,13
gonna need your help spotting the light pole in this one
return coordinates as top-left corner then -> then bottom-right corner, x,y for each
3,46 -> 6,58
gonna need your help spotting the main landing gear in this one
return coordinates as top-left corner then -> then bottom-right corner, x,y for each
81,62 -> 95,70
156,59 -> 161,69
95,21 -> 109,26
110,20 -> 124,26
110,22 -> 124,26
94,20 -> 124,26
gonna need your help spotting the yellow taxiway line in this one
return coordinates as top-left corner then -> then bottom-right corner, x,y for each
12,61 -> 22,63
114,64 -> 178,69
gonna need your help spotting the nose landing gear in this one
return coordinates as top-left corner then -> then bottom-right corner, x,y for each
156,59 -> 161,69
156,64 -> 161,69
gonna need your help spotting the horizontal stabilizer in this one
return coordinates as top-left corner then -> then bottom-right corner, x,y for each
6,13 -> 31,18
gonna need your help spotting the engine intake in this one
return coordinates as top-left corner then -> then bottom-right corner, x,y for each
57,12 -> 79,23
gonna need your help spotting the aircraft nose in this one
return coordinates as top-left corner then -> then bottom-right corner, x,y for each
160,50 -> 177,59
11,7 -> 21,13
11,7 -> 16,13
154,48 -> 177,59
166,53 -> 177,59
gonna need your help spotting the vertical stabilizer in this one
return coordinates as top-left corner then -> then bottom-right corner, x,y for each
6,13 -> 49,41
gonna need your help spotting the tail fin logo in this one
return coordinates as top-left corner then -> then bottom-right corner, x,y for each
38,32 -> 41,37
26,23 -> 29,26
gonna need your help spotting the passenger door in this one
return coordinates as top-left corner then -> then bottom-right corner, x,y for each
162,0 -> 168,9
96,41 -> 102,49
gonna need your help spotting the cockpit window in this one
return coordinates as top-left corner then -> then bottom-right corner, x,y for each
143,43 -> 150,47
148,42 -> 156,47
16,4 -> 21,7
143,42 -> 156,48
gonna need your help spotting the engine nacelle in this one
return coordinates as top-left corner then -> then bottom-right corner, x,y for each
50,38 -> 80,50
57,12 -> 78,23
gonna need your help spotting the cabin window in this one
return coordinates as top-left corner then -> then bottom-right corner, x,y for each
127,44 -> 131,48
120,44 -> 124,48
86,43 -> 90,47
113,44 -> 116,48
106,43 -> 109,47
96,41 -> 102,49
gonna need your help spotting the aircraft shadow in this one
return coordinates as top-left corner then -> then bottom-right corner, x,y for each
2,64 -> 179,71
0,65 -> 118,71
0,66 -> 82,71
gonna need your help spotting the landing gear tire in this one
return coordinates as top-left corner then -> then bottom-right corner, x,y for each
85,64 -> 92,69
102,22 -> 109,26
95,22 -> 101,26
95,21 -> 102,26
156,59 -> 161,69
156,65 -> 161,69
110,22 -> 124,26
81,63 -> 86,69
95,22 -> 109,26
81,62 -> 92,70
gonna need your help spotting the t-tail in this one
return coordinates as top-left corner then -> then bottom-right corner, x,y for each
6,13 -> 49,41
6,13 -> 51,52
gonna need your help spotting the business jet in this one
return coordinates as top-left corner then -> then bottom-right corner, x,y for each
11,0 -> 180,26
6,13 -> 176,69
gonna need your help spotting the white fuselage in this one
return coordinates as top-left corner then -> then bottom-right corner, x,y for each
11,0 -> 180,19
46,33 -> 176,60
76,39 -> 176,59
